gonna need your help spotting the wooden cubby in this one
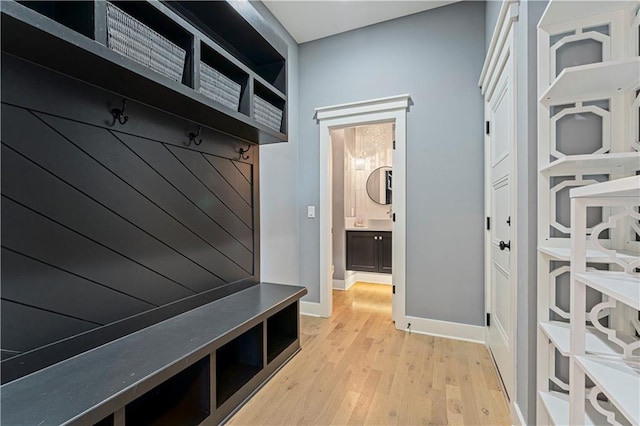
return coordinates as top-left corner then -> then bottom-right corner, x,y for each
16,1 -> 95,38
216,324 -> 263,408
126,356 -> 210,426
1,0 -> 288,144
267,302 -> 298,364
253,80 -> 286,134
199,41 -> 251,115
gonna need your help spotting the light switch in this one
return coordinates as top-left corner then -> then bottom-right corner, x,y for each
307,206 -> 315,218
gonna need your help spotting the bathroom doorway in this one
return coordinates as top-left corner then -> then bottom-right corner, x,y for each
330,124 -> 394,314
314,95 -> 410,328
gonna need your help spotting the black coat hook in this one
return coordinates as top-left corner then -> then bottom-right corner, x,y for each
110,99 -> 129,126
185,126 -> 203,146
237,144 -> 251,160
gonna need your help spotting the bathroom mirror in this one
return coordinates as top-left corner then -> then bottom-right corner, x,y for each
366,166 -> 392,205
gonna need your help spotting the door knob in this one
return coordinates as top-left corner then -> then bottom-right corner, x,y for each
499,240 -> 511,251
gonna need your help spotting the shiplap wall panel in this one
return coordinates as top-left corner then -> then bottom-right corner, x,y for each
167,146 -> 254,226
1,248 -> 153,325
117,133 -> 254,250
1,300 -> 97,353
0,54 -> 258,382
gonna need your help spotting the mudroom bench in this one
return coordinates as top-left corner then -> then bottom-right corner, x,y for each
0,283 -> 307,425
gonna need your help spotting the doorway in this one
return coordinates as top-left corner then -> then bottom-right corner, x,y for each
330,124 -> 394,310
315,94 -> 410,328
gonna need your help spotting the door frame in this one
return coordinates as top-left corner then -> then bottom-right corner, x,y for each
314,94 -> 411,325
479,0 -> 519,420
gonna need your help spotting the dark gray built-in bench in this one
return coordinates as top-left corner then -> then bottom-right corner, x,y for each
1,283 -> 307,425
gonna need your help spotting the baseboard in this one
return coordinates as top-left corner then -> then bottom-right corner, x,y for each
402,315 -> 485,344
345,272 -> 357,290
300,301 -> 323,317
354,272 -> 392,285
332,279 -> 346,290
512,402 -> 526,425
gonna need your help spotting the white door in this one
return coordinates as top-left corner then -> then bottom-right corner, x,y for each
486,48 -> 516,401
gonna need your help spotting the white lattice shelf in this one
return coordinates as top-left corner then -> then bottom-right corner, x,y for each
539,391 -> 607,426
539,321 -> 624,357
539,0 -> 638,30
540,58 -> 640,106
576,271 -> 640,310
539,152 -> 640,175
575,356 -> 640,425
538,246 -> 639,262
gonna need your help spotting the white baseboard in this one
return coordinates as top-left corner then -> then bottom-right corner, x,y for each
512,402 -> 526,425
300,301 -> 324,317
354,272 -> 392,285
401,315 -> 485,344
345,272 -> 358,290
332,279 -> 346,290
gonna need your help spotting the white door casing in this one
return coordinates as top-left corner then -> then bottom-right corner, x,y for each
314,94 -> 410,326
479,0 -> 519,408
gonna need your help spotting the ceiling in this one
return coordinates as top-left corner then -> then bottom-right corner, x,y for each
262,1 -> 461,44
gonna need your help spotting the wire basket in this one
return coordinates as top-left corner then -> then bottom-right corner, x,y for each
199,61 -> 241,111
253,95 -> 283,132
106,3 -> 186,82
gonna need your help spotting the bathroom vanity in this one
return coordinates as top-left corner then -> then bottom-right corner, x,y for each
346,230 -> 392,274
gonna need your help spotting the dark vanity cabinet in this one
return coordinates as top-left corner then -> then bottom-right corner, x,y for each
346,231 -> 392,274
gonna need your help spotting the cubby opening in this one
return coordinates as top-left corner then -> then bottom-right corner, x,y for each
93,414 -> 114,426
267,302 -> 298,364
216,323 -> 263,408
108,1 -> 194,87
166,1 -> 286,93
254,81 -> 286,134
125,356 -> 210,426
17,1 -> 95,39
200,42 -> 251,115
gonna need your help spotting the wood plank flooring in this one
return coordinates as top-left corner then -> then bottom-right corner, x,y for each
228,282 -> 510,425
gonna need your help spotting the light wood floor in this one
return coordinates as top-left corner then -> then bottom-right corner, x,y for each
228,282 -> 510,425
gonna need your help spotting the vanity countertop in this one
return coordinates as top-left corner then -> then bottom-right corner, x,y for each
345,225 -> 393,232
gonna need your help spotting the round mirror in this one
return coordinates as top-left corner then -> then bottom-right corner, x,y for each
366,166 -> 392,205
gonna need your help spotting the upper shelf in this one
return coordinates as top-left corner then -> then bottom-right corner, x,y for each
1,0 -> 288,144
575,355 -> 640,426
539,391 -> 606,426
538,0 -> 639,30
570,175 -> 640,199
539,152 -> 640,175
539,321 -> 624,357
576,271 -> 640,310
540,58 -> 640,107
538,246 -> 639,263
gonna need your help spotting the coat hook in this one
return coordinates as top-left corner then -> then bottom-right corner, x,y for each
237,144 -> 251,160
110,99 -> 129,126
185,126 -> 203,147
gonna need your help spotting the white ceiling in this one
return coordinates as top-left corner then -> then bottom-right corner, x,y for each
263,1 -> 461,44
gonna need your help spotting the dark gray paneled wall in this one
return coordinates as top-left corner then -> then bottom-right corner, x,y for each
1,54 -> 258,383
298,1 -> 486,325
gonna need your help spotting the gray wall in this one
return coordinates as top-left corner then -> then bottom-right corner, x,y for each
298,1 -> 486,325
252,2 -> 301,287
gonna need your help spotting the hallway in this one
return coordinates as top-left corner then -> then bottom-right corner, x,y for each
229,282 -> 510,425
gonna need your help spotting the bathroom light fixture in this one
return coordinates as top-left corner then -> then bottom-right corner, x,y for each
354,156 -> 366,170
